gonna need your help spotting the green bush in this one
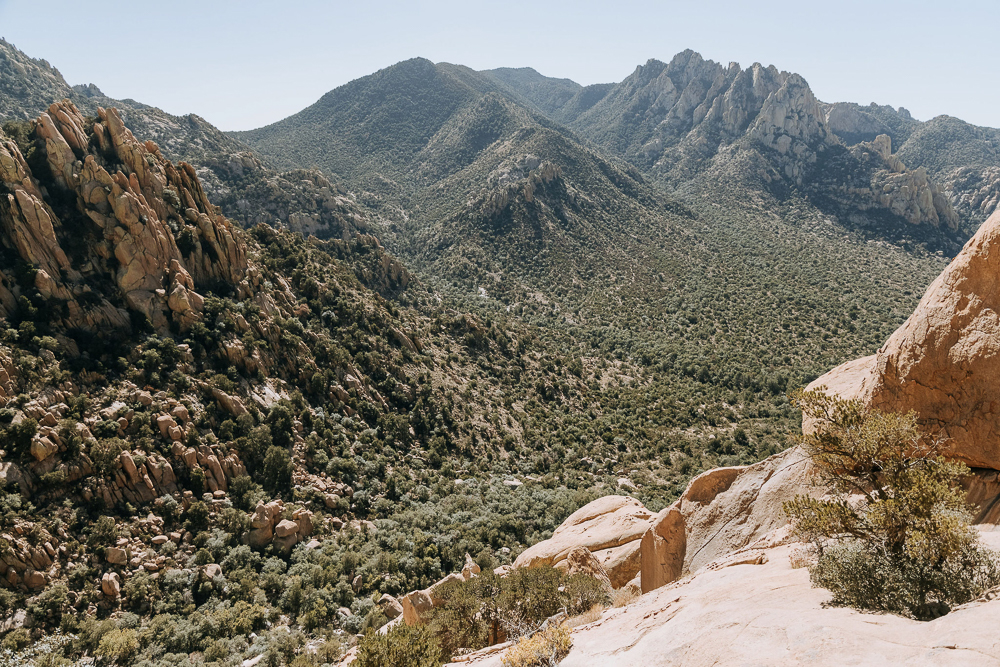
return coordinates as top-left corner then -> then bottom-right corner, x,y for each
1,628 -> 30,651
785,389 -> 1000,620
0,418 -> 36,460
428,566 -> 604,655
95,627 -> 139,664
356,622 -> 445,667
89,437 -> 127,477
262,446 -> 294,496
88,516 -> 118,548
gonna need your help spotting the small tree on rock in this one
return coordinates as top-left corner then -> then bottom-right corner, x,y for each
784,389 -> 1000,620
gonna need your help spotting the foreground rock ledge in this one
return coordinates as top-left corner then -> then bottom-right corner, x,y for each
455,532 -> 1000,667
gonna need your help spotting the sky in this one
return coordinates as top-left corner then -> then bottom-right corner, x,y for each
1,0 -> 997,132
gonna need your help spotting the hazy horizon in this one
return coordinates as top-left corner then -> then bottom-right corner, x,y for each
1,0 -> 997,132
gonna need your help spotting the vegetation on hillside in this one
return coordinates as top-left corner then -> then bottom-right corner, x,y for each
1,37 -> 997,666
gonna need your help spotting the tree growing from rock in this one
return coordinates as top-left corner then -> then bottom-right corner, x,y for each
784,389 -> 1000,620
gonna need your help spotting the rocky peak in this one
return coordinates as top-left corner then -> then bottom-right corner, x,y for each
849,134 -> 959,229
0,100 -> 250,333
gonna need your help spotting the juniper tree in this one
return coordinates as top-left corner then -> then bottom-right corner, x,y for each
784,388 -> 1000,620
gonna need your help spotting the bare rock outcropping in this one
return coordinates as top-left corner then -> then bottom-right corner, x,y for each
515,450 -> 815,596
513,495 -> 654,589
852,134 -> 958,229
0,100 -> 251,333
808,207 -> 1000,469
456,535 -> 1000,667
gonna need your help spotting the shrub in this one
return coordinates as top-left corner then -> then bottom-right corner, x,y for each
356,622 -> 445,667
1,628 -> 30,652
262,446 -> 294,495
230,475 -> 267,511
563,574 -> 610,615
784,389 -> 1000,620
88,516 -> 118,547
429,566 -> 594,654
184,501 -> 210,533
95,628 -> 139,664
501,623 -> 572,667
0,418 -> 36,460
89,438 -> 127,477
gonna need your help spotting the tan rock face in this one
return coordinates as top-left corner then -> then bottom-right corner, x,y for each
379,593 -> 403,620
638,447 -> 814,594
558,546 -> 612,592
640,507 -> 685,594
105,547 -> 127,565
0,100 -> 250,333
513,495 -> 653,588
808,207 -> 1000,470
101,571 -> 121,597
401,572 -> 466,626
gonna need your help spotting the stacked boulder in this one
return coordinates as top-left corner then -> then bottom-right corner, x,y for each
0,522 -> 58,590
247,499 -> 313,551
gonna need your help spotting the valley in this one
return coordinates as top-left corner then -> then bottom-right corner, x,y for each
0,33 -> 998,667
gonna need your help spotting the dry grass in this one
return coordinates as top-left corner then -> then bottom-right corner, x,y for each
612,586 -> 640,608
566,604 -> 605,628
501,623 -> 572,667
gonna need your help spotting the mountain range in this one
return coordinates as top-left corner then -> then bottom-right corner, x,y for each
1,35 -> 999,666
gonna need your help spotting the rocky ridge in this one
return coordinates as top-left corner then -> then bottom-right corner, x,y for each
516,50 -> 962,231
0,100 -> 252,333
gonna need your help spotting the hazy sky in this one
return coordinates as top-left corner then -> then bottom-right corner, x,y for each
1,0 -> 997,131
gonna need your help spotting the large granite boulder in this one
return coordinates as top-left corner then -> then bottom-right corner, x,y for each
513,495 -> 654,588
808,207 -> 1000,470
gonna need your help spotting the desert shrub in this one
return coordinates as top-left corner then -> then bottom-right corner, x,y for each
95,628 -> 139,664
89,437 -> 127,477
429,566 -> 594,655
611,586 -> 639,608
562,574 -> 610,615
230,475 -> 268,511
0,417 -> 36,460
184,501 -> 211,533
429,574 -> 493,654
75,617 -> 117,654
28,583 -> 68,623
495,567 -> 566,637
784,389 -> 1000,620
88,515 -> 118,547
1,628 -> 30,651
356,622 -> 445,667
218,600 -> 268,636
262,445 -> 294,495
501,623 -> 572,667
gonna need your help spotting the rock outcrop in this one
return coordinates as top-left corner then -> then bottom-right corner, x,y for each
0,100 -> 251,333
807,207 -> 1000,469
454,533 -> 1000,667
247,500 -> 313,552
515,452 -> 816,597
946,166 -> 1000,221
513,496 -> 654,589
849,134 -> 959,229
399,552 -> 484,626
561,546 -> 612,592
